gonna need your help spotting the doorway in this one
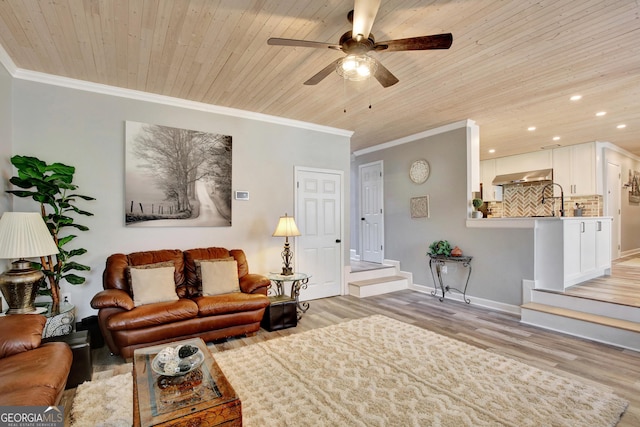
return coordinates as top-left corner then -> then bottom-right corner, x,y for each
359,161 -> 384,263
294,167 -> 344,300
605,161 -> 621,260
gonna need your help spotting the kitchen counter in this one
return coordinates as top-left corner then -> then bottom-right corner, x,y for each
467,216 -> 612,291
466,216 -> 558,229
466,216 -> 610,229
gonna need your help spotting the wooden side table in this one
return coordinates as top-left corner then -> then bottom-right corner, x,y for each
261,295 -> 297,331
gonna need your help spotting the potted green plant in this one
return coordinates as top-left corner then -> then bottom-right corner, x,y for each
7,155 -> 95,307
428,240 -> 452,257
472,198 -> 484,218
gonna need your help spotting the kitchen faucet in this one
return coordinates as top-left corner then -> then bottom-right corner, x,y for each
541,182 -> 565,217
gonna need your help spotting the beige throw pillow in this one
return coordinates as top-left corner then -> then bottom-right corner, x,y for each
199,260 -> 240,296
129,266 -> 179,307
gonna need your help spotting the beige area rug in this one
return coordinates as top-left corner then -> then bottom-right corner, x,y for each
214,315 -> 628,427
69,316 -> 628,426
70,373 -> 132,427
617,258 -> 640,267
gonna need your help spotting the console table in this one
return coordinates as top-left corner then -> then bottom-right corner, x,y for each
428,254 -> 472,303
267,272 -> 310,319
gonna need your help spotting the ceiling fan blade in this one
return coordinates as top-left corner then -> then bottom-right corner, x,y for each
268,38 -> 340,50
304,59 -> 342,85
372,59 -> 399,88
352,0 -> 381,40
374,33 -> 453,52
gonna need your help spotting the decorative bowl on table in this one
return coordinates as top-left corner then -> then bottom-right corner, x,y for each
151,344 -> 205,377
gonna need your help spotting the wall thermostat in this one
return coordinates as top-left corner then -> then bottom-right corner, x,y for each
235,191 -> 249,200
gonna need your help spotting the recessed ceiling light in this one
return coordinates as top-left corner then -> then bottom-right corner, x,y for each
596,111 -> 607,117
552,136 -> 561,141
488,149 -> 496,153
527,126 -> 536,131
570,95 -> 582,101
617,124 -> 627,129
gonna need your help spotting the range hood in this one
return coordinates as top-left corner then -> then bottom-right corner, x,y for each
492,168 -> 553,186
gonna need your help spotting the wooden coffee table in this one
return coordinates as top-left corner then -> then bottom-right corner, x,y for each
133,338 -> 241,427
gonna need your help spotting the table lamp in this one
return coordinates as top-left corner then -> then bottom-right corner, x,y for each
272,213 -> 301,276
0,212 -> 59,314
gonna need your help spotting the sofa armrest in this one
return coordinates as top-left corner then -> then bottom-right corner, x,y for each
240,273 -> 270,295
90,289 -> 135,311
0,314 -> 46,358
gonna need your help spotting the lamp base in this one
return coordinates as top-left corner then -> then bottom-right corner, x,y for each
0,260 -> 44,315
281,266 -> 294,276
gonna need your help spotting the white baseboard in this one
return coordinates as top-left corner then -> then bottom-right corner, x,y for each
410,283 -> 521,315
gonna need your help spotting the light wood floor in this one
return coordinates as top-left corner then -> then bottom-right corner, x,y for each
562,257 -> 640,307
63,287 -> 640,426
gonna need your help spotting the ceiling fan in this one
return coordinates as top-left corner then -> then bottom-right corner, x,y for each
267,0 -> 453,88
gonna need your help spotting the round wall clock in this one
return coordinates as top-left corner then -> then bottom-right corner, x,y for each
409,159 -> 430,184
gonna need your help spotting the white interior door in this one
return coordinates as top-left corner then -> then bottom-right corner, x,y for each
295,168 -> 343,300
606,162 -> 621,260
359,161 -> 384,263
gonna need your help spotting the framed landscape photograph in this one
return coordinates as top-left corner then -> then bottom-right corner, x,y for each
125,121 -> 232,227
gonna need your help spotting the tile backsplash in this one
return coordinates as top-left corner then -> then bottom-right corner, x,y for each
485,182 -> 602,217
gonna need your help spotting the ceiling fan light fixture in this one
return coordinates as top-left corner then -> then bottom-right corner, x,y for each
336,54 -> 377,81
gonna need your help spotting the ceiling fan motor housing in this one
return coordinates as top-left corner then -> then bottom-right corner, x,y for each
340,31 -> 375,54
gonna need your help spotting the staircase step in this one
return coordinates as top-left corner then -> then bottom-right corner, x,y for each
530,289 -> 640,322
521,302 -> 640,352
349,275 -> 408,298
522,302 -> 640,332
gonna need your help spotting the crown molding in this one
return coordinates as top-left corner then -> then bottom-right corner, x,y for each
0,44 -> 353,139
353,119 -> 475,157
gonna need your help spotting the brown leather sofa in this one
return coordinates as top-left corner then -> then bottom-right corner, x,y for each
91,247 -> 271,358
0,314 -> 73,405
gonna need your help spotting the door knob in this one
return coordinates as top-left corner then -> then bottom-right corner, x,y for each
361,218 -> 365,221
336,239 -> 341,243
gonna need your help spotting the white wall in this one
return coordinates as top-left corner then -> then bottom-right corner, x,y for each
0,62 -> 11,215
603,146 -> 640,253
0,62 -> 11,311
9,78 -> 351,320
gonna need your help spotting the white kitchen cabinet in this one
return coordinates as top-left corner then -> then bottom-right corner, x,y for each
562,218 -> 611,288
552,142 -> 597,196
495,150 -> 552,175
595,219 -> 611,270
480,159 -> 502,201
534,217 -> 611,291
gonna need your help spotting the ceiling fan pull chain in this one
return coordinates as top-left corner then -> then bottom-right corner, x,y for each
343,77 -> 347,113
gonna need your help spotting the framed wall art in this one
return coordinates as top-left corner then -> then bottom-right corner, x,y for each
629,170 -> 640,203
125,121 -> 232,227
410,195 -> 430,219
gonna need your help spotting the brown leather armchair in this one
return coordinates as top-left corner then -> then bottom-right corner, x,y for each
0,314 -> 73,405
91,247 -> 270,359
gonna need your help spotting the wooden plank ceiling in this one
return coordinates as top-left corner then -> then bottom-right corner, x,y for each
0,0 -> 637,159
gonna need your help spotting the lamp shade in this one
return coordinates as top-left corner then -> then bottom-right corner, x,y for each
272,214 -> 301,237
0,212 -> 59,259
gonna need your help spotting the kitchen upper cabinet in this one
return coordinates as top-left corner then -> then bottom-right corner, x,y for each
552,142 -> 597,196
495,151 -> 552,175
480,159 -> 502,201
